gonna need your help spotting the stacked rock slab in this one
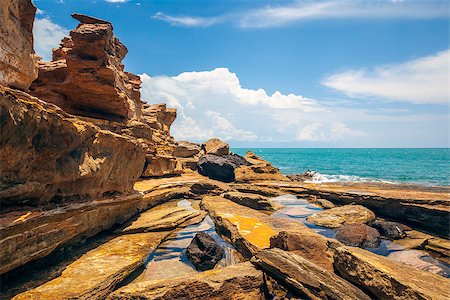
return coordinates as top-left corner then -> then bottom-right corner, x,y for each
0,4 -> 180,275
30,14 -> 142,120
0,0 -> 38,90
29,13 -> 181,178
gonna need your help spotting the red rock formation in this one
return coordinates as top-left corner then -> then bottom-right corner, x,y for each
0,0 -> 38,90
30,14 -> 142,120
0,87 -> 146,208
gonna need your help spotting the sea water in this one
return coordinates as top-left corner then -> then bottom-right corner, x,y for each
232,148 -> 450,186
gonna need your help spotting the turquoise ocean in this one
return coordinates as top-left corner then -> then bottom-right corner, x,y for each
232,148 -> 450,186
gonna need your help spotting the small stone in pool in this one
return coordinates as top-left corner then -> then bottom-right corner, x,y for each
335,224 -> 381,248
370,220 -> 408,239
186,232 -> 224,271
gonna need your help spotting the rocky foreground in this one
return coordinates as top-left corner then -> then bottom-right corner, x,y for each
1,1 -> 449,299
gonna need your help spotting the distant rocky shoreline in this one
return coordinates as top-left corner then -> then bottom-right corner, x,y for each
1,1 -> 449,299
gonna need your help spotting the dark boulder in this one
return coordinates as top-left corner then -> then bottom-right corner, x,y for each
370,220 -> 408,239
335,224 -> 381,248
197,154 -> 250,182
186,232 -> 224,271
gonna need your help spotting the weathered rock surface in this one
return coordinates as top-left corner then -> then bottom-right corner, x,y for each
202,138 -> 230,156
302,183 -> 450,237
307,205 -> 376,228
222,191 -> 282,212
370,220 -> 407,239
0,193 -> 142,275
197,154 -> 250,182
0,87 -> 146,208
270,230 -> 341,272
202,196 -> 332,260
230,183 -> 283,197
108,262 -> 264,300
190,179 -> 233,196
120,200 -> 200,233
252,248 -> 371,300
335,224 -> 381,248
12,231 -> 172,300
173,141 -> 201,158
235,151 -> 288,182
0,0 -> 38,90
186,232 -> 224,271
315,198 -> 335,209
334,246 -> 450,300
142,155 -> 180,177
30,14 -> 142,120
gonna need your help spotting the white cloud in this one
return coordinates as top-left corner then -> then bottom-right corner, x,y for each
153,12 -> 219,27
105,0 -> 128,3
154,0 -> 448,28
140,68 -> 364,144
323,49 -> 449,105
298,122 -> 366,142
34,17 -> 68,61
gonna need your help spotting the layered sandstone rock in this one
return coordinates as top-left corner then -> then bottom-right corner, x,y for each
0,193 -> 142,275
108,262 -> 265,300
0,0 -> 38,90
270,230 -> 341,272
307,204 -> 376,228
235,151 -> 289,182
222,191 -> 282,212
0,87 -> 146,208
252,248 -> 371,300
30,14 -> 142,120
203,138 -> 230,156
12,231 -> 172,300
334,246 -> 450,300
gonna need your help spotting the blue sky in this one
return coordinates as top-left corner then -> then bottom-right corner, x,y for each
33,0 -> 449,147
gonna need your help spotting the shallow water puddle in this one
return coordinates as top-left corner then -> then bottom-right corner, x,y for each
136,201 -> 238,282
270,194 -> 450,278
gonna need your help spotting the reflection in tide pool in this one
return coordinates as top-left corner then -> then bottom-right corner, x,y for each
269,194 -> 450,278
137,202 -> 238,282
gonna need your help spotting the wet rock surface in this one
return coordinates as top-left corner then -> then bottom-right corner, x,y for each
370,220 -> 407,239
12,231 -> 172,300
186,232 -> 224,271
252,248 -> 371,300
108,262 -> 264,300
334,246 -> 450,300
335,223 -> 381,248
307,204 -> 376,228
387,249 -> 450,277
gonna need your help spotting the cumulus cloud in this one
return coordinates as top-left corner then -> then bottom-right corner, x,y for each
140,68 -> 364,144
154,0 -> 448,28
34,17 -> 68,61
322,49 -> 449,105
105,0 -> 128,3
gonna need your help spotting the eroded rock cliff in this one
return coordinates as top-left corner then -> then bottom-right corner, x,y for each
0,0 -> 38,90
